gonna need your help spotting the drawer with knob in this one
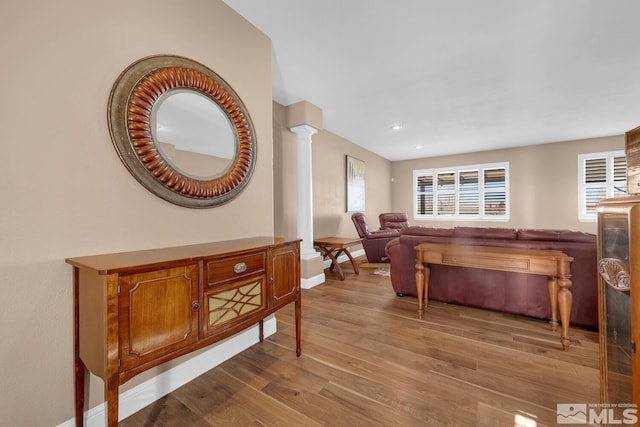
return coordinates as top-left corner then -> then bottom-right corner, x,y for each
206,252 -> 265,285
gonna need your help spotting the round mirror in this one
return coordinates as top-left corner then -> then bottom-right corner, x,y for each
108,55 -> 257,208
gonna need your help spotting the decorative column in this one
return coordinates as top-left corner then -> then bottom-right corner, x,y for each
290,124 -> 319,259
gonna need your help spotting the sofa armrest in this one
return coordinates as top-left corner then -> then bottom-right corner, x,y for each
385,237 -> 400,259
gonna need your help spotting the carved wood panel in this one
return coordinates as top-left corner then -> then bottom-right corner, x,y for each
118,264 -> 199,372
269,243 -> 299,308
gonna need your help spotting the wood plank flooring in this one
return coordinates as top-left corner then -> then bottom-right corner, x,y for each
121,258 -> 600,426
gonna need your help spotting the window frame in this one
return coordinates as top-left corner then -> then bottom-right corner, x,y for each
413,162 -> 510,221
577,150 -> 627,222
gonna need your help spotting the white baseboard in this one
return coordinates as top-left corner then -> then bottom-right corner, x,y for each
57,316 -> 277,427
301,272 -> 325,289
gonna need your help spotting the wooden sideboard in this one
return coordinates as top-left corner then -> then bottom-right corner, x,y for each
67,237 -> 301,427
415,243 -> 573,350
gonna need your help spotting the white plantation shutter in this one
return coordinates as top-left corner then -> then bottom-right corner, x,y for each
584,157 -> 607,215
613,156 -> 627,196
414,162 -> 509,220
459,170 -> 479,215
578,151 -> 626,221
436,172 -> 456,215
415,175 -> 433,215
484,168 -> 506,216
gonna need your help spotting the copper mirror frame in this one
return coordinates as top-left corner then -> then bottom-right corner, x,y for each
108,55 -> 256,208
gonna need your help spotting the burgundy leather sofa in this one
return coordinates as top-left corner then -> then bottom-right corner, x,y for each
385,226 -> 598,328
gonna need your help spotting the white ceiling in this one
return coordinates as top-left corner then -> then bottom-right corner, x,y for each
223,0 -> 640,161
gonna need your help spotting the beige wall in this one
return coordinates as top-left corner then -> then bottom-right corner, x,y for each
391,135 -> 624,234
312,130 -> 393,239
273,102 -> 393,246
0,1 -> 272,425
273,102 -> 298,239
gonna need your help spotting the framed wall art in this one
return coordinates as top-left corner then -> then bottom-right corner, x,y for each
346,155 -> 365,212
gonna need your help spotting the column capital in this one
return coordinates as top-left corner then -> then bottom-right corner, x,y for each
285,100 -> 323,130
290,124 -> 318,139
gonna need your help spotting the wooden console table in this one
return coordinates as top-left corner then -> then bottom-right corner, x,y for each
314,236 -> 361,280
67,237 -> 301,427
414,243 -> 574,350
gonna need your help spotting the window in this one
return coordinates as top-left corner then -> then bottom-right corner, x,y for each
578,151 -> 627,221
414,162 -> 509,220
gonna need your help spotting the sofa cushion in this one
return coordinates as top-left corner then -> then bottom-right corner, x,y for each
517,229 -> 596,243
453,226 -> 517,240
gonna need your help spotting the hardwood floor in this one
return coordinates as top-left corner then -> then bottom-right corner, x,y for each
121,258 -> 600,426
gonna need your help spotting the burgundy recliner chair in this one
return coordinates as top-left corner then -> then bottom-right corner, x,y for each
378,212 -> 409,231
351,213 -> 399,263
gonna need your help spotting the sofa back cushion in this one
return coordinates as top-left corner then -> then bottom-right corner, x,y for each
399,226 -> 454,237
517,229 -> 596,243
453,226 -> 517,240
379,212 -> 409,230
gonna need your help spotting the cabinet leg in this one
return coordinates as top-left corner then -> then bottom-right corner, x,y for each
74,359 -> 88,427
295,297 -> 301,357
259,320 -> 264,342
73,266 -> 87,427
105,381 -> 119,427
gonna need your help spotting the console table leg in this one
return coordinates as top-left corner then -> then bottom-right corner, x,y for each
557,259 -> 573,351
558,277 -> 573,351
415,262 -> 430,319
547,277 -> 559,332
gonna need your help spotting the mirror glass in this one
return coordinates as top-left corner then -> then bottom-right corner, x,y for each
152,90 -> 235,180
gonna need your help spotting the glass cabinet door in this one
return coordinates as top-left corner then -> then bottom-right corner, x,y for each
598,213 -> 633,410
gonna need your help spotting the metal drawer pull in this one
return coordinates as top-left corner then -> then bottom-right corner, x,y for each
234,262 -> 247,274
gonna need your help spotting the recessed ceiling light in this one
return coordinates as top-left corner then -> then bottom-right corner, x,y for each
415,145 -> 423,149
390,123 -> 402,131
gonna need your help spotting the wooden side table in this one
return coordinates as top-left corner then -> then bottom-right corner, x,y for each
314,237 -> 361,280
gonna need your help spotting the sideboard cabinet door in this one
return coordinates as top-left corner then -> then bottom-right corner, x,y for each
268,243 -> 300,309
118,264 -> 200,373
